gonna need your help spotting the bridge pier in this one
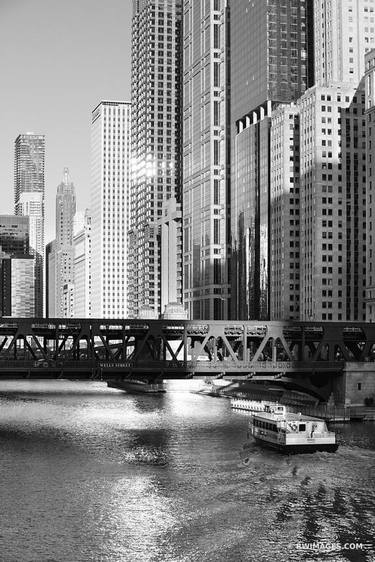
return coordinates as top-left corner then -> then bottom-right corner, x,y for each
342,362 -> 375,406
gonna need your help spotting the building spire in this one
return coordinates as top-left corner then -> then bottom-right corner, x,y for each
63,167 -> 70,185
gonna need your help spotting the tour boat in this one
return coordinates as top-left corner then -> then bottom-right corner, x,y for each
248,403 -> 338,453
231,397 -> 280,412
107,378 -> 166,394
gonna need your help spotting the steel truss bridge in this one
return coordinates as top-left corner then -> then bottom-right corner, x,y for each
0,317 -> 375,382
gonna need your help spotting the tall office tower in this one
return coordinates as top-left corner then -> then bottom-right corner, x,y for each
128,0 -> 182,319
90,101 -> 131,318
158,198 -> 182,314
314,0 -> 375,88
182,0 -> 230,320
297,85 -> 367,321
0,215 -> 34,317
73,210 -> 92,318
0,215 -> 29,255
270,105 -> 301,320
14,133 -> 45,316
0,255 -> 35,317
365,50 -> 375,321
230,0 -> 313,320
46,240 -> 56,317
54,168 -> 76,317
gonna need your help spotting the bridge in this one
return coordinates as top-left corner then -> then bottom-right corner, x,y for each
0,318 -> 375,399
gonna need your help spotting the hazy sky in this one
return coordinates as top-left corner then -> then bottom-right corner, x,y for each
0,0 -> 132,242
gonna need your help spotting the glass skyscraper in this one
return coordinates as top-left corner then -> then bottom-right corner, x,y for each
0,215 -> 29,256
14,133 -> 45,317
230,0 -> 313,320
182,0 -> 230,320
128,0 -> 182,319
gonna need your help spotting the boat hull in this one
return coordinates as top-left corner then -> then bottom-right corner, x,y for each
107,380 -> 166,394
253,436 -> 338,454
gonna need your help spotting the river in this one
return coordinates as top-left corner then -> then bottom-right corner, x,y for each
0,379 -> 374,562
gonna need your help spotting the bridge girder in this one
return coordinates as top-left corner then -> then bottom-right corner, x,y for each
0,319 -> 374,381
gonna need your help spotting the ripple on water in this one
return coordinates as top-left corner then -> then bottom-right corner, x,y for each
0,380 -> 374,562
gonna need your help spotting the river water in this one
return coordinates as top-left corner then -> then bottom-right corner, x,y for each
0,379 -> 374,562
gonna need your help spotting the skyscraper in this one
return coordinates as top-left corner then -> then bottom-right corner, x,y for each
271,0 -> 370,322
230,0 -> 313,320
182,0 -> 230,320
270,104 -> 301,321
0,215 -> 34,317
14,133 -> 45,316
54,168 -> 76,317
0,215 -> 29,256
46,240 -> 56,318
128,0 -> 182,319
73,210 -> 92,318
365,50 -> 375,321
0,255 -> 35,317
314,0 -> 375,88
298,85 -> 366,321
90,101 -> 131,319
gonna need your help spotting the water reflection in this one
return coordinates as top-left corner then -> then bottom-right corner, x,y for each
0,380 -> 374,561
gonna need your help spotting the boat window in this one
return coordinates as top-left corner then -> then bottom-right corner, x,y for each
299,424 -> 306,431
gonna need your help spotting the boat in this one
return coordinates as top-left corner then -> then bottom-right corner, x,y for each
231,397 -> 280,412
248,403 -> 338,453
107,379 -> 166,394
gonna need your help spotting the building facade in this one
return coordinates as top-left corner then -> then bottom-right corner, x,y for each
0,215 -> 29,256
73,210 -> 92,318
230,0 -> 313,320
14,133 -> 45,316
158,197 -> 182,313
90,101 -> 131,318
128,0 -> 182,318
0,255 -> 35,317
0,215 -> 34,317
297,84 -> 367,321
46,240 -> 56,318
270,104 -> 301,320
314,0 -> 375,88
182,0 -> 230,320
366,49 -> 375,321
54,168 -> 76,317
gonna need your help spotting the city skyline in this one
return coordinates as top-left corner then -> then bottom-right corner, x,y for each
0,0 -> 132,243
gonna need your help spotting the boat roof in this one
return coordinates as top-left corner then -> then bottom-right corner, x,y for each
253,412 -> 324,422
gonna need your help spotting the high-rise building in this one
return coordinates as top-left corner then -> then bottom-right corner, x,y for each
90,101 -> 131,318
73,210 -> 92,318
46,240 -> 56,318
299,85 -> 367,321
270,104 -> 301,321
128,0 -> 182,319
182,0 -> 230,320
14,133 -> 45,316
270,0 -> 371,322
271,85 -> 367,322
314,0 -> 375,88
230,0 -> 313,320
0,254 -> 35,317
158,197 -> 182,313
54,168 -> 76,317
0,215 -> 29,256
365,49 -> 375,321
0,215 -> 34,317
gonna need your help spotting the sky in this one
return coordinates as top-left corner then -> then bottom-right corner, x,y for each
0,0 -> 132,243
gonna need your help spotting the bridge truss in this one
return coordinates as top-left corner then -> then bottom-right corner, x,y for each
0,318 -> 375,381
